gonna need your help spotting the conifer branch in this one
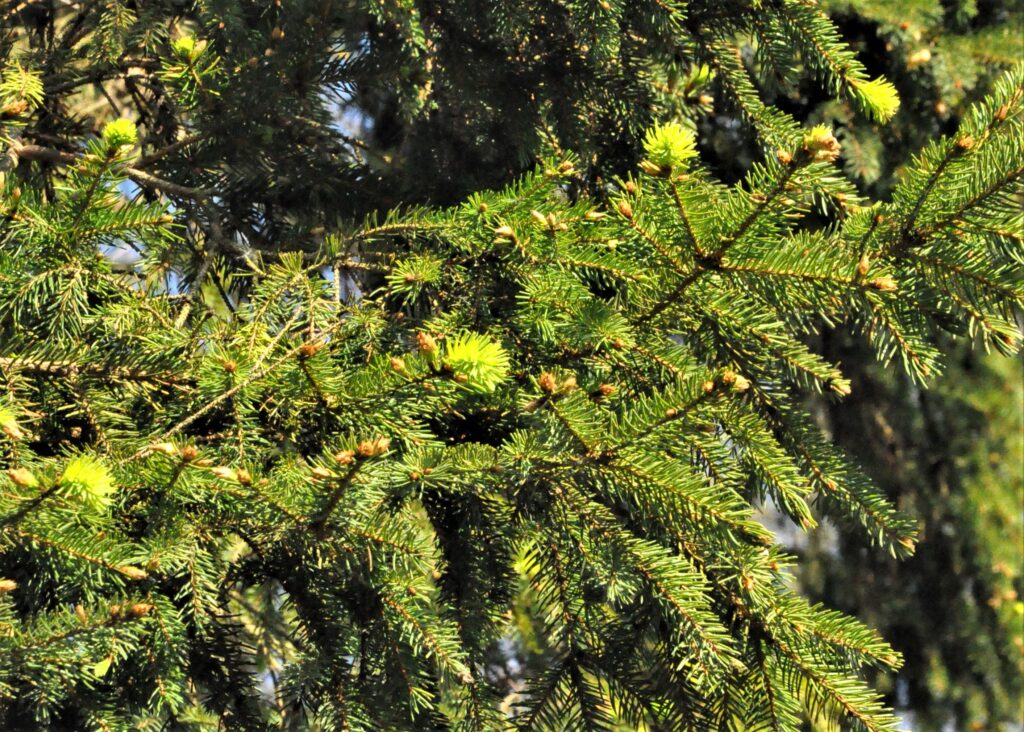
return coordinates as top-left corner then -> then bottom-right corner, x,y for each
8,528 -> 147,580
1,5 -> 1019,726
0,357 -> 187,387
9,143 -> 212,199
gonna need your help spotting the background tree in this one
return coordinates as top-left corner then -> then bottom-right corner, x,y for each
0,0 -> 1020,729
787,3 -> 1023,727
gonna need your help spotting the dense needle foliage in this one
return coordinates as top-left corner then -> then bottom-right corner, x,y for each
0,1 -> 1021,729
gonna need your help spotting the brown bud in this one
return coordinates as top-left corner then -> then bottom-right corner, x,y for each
869,276 -> 898,292
6,467 -> 37,488
334,449 -> 355,465
934,100 -> 948,116
423,467 -> 433,476
390,356 -> 406,372
409,471 -> 421,481
611,338 -> 625,350
372,437 -> 391,456
598,383 -> 616,397
271,27 -> 285,41
776,149 -> 793,165
995,105 -> 1009,122
119,566 -> 148,581
75,604 -> 88,623
721,370 -> 737,386
236,468 -> 252,485
956,135 -> 974,151
454,373 -> 469,383
664,408 -> 678,418
702,380 -> 715,394
624,181 -> 637,194
857,253 -> 871,277
247,56 -> 259,68
617,200 -> 633,219
477,202 -> 488,213
697,93 -> 714,106
639,160 -> 663,176
298,343 -> 320,359
358,440 -> 378,458
538,372 -> 558,394
558,160 -> 575,173
0,579 -> 17,594
906,47 -> 932,69
211,466 -> 238,481
1,99 -> 29,118
180,445 -> 198,462
416,332 -> 438,356
129,603 -> 154,618
222,359 -> 237,373
493,225 -> 515,239
831,380 -> 852,397
802,126 -> 841,163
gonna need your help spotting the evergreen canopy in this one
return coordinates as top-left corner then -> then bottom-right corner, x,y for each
0,1 -> 1021,729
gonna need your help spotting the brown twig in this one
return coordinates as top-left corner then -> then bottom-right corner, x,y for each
10,142 -> 212,199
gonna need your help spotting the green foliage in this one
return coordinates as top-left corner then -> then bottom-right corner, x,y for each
101,119 -> 138,149
441,332 -> 512,393
57,456 -> 117,512
643,122 -> 699,170
0,0 -> 1020,729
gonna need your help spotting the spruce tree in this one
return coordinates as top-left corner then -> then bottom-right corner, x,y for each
0,2 -> 1021,730
776,4 -> 1024,726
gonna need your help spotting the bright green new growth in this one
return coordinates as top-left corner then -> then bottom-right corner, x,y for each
442,332 -> 511,392
100,118 -> 137,149
171,36 -> 199,62
642,122 -> 698,169
58,456 -> 116,511
850,77 -> 901,122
